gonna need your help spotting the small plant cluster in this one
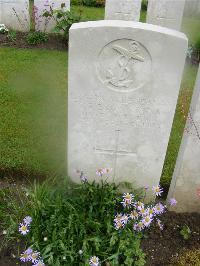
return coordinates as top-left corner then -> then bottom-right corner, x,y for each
180,225 -> 191,240
0,24 -> 9,34
187,40 -> 200,65
71,0 -> 105,7
11,168 -> 178,266
114,187 -> 166,232
113,187 -> 177,234
43,3 -> 81,41
26,31 -> 48,45
19,216 -> 45,265
141,0 -> 148,11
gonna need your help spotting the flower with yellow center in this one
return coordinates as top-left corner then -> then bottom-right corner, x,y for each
19,223 -> 29,235
89,256 -> 100,266
152,185 -> 163,196
130,210 -> 138,219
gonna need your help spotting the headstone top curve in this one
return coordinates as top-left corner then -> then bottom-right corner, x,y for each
70,20 -> 188,41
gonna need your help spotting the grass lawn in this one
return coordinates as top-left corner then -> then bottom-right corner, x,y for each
71,5 -> 105,21
182,15 -> 200,45
0,48 -> 67,177
0,5 -> 199,187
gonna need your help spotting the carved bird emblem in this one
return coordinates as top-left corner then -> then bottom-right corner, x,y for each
112,41 -> 144,63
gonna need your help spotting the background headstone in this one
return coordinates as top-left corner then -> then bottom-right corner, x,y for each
34,0 -> 70,32
105,0 -> 142,21
68,20 -> 188,193
184,0 -> 200,17
146,0 -> 186,31
0,0 -> 30,32
167,66 -> 200,213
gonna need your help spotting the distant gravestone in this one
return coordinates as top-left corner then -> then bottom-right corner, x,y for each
105,0 -> 142,21
167,66 -> 200,213
68,20 -> 188,192
0,0 -> 30,31
147,0 -> 186,31
34,0 -> 70,32
184,0 -> 200,17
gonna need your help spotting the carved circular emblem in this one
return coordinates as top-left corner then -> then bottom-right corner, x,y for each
96,39 -> 152,92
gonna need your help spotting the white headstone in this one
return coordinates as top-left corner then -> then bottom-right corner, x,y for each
0,0 -> 30,32
184,0 -> 200,17
34,0 -> 70,32
147,0 -> 186,31
105,0 -> 142,21
68,20 -> 187,193
167,66 -> 200,213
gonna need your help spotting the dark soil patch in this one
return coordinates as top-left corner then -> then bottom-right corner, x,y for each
0,212 -> 199,265
0,236 -> 27,266
141,211 -> 200,266
0,167 -> 47,182
0,31 -> 67,50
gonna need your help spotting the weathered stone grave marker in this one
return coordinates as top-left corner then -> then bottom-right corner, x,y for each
34,0 -> 70,32
0,0 -> 30,31
168,65 -> 200,213
147,0 -> 186,31
68,20 -> 187,193
105,0 -> 142,21
184,0 -> 200,17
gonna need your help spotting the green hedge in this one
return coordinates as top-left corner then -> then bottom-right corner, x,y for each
71,0 -> 148,9
71,0 -> 105,7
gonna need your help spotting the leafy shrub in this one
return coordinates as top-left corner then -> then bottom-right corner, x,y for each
141,0 -> 148,11
1,170 -> 172,265
195,36 -> 200,50
15,171 -> 170,265
71,0 -> 105,7
20,178 -> 146,265
7,30 -> 17,42
43,5 -> 81,41
180,225 -> 191,240
26,31 -> 48,45
0,24 -> 9,34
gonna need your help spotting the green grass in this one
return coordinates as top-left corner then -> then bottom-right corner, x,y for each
0,48 -> 67,177
72,5 -> 104,21
182,15 -> 200,45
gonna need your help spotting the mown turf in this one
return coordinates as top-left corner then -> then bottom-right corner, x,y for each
0,48 -> 67,177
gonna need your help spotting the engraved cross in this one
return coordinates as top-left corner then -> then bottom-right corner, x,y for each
156,15 -> 175,21
95,130 -> 137,177
115,11 -> 131,17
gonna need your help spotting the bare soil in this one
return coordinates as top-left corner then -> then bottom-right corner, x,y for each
141,212 -> 200,265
